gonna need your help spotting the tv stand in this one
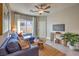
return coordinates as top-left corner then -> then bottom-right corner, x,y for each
50,32 -> 64,44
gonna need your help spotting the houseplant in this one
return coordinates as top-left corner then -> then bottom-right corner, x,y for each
61,32 -> 79,49
61,32 -> 72,46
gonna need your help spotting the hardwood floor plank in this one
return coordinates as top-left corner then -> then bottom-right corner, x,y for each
39,44 -> 65,56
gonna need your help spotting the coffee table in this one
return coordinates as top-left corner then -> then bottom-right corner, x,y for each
32,40 -> 44,49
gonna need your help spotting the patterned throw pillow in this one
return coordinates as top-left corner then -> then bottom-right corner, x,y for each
6,42 -> 20,53
18,37 -> 30,49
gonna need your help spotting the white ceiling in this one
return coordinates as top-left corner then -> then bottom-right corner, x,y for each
9,3 -> 78,16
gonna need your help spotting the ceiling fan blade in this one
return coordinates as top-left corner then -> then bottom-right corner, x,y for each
40,4 -> 46,7
41,4 -> 48,9
44,6 -> 51,10
30,10 -> 38,12
35,5 -> 40,9
42,4 -> 47,6
44,11 -> 50,13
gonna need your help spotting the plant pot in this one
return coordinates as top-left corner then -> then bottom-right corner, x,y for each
69,45 -> 74,49
67,42 -> 75,50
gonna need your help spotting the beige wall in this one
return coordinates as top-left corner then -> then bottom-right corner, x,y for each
47,5 -> 79,37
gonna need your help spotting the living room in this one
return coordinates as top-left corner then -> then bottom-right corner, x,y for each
0,3 -> 79,56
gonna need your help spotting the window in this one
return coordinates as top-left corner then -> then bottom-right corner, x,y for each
14,14 -> 34,35
26,21 -> 32,33
17,19 -> 33,34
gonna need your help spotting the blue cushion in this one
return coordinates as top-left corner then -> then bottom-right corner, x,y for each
23,33 -> 32,36
29,37 -> 35,43
10,32 -> 18,39
6,42 -> 20,53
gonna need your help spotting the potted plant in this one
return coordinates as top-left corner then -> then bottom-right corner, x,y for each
61,32 -> 79,49
68,33 -> 79,49
61,32 -> 72,46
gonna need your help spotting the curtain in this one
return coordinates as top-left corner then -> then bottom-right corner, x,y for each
14,13 -> 37,36
14,13 -> 33,21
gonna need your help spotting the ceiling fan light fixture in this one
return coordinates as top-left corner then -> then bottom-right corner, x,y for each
38,10 -> 44,14
30,4 -> 51,15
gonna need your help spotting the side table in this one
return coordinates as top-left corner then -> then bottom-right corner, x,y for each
38,42 -> 44,49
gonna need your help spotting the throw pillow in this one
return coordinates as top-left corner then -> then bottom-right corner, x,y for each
6,42 -> 20,53
0,48 -> 8,56
18,37 -> 30,49
10,32 -> 18,39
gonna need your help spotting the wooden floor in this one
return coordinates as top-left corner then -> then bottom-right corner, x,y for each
39,44 -> 65,56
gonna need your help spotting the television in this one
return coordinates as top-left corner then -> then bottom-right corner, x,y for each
53,24 -> 65,31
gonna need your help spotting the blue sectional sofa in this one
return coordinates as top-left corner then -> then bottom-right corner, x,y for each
0,32 -> 39,56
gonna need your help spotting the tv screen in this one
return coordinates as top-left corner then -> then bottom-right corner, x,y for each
53,24 -> 65,31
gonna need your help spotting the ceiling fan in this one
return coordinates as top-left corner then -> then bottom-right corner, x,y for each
30,4 -> 51,15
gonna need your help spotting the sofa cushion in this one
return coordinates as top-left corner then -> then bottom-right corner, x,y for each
10,32 -> 18,39
29,37 -> 35,43
0,48 -> 8,56
6,42 -> 20,53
